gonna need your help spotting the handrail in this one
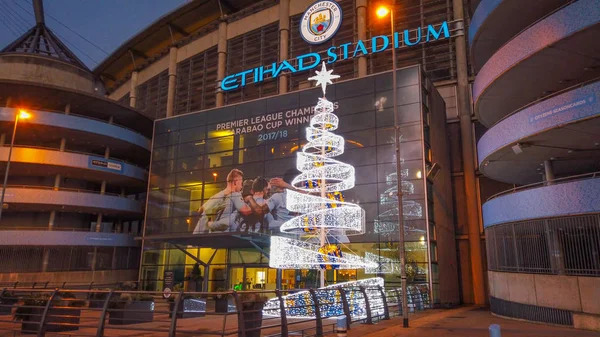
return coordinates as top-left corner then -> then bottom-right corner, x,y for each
3,144 -> 147,170
0,184 -> 132,197
489,76 -> 600,128
0,284 -> 431,336
487,171 -> 600,202
0,107 -> 145,137
0,226 -> 124,233
479,0 -> 577,66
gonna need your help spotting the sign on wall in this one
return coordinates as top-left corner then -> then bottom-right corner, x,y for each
220,22 -> 450,92
300,1 -> 343,45
88,157 -> 123,173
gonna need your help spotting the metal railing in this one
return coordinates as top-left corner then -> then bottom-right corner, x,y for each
0,226 -> 124,233
4,145 -> 147,170
486,213 -> 600,276
0,282 -> 137,291
0,184 -> 132,198
0,107 -> 147,138
0,284 -> 431,337
486,171 -> 600,202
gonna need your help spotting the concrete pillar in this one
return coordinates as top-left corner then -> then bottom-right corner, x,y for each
49,137 -> 65,228
0,134 -> 5,146
48,211 -> 56,229
453,0 -> 486,305
111,247 -> 118,270
95,145 -> 110,232
129,71 -> 139,108
166,46 -> 178,117
5,97 -> 11,107
356,0 -> 368,77
64,103 -> 70,115
278,0 -> 290,93
95,213 -> 103,232
216,18 -> 228,107
544,160 -> 555,185
53,175 -> 61,191
42,248 -> 50,272
108,116 -> 114,124
91,247 -> 98,271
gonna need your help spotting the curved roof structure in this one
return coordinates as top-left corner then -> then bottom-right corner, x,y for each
92,0 -> 264,90
0,0 -> 88,71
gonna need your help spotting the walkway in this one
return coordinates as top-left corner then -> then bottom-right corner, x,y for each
347,306 -> 599,337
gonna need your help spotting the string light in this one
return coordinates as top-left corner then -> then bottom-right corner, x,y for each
270,63 -> 374,271
364,252 -> 400,274
270,237 -> 377,269
263,277 -> 385,319
374,167 -> 424,235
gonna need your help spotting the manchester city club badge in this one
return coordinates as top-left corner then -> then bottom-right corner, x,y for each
300,1 -> 343,44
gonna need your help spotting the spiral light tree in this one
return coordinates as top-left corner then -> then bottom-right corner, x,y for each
369,165 -> 425,272
266,63 -> 384,319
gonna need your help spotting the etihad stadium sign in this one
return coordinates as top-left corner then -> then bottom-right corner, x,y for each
220,21 -> 451,92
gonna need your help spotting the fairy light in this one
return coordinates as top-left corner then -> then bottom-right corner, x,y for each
263,277 -> 385,319
270,237 -> 377,269
374,166 -> 424,235
270,62 -> 374,271
365,252 -> 400,274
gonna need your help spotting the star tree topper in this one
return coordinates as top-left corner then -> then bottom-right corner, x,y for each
308,62 -> 340,95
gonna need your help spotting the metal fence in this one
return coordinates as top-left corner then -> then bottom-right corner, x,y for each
0,246 -> 139,274
486,214 -> 600,276
490,296 -> 573,326
0,282 -> 137,291
0,284 -> 430,337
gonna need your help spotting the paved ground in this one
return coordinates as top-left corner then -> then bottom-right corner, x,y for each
1,303 -> 598,336
346,306 -> 600,337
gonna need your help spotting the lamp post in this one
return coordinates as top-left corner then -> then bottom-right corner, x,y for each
377,2 -> 409,328
0,109 -> 31,223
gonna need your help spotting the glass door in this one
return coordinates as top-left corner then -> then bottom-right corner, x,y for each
228,266 -> 277,290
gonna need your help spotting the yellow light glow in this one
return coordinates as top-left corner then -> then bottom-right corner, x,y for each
376,6 -> 390,18
213,173 -> 218,177
18,110 -> 31,119
211,130 -> 234,138
416,170 -> 422,179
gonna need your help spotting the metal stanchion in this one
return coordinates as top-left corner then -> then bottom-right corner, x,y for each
336,315 -> 347,337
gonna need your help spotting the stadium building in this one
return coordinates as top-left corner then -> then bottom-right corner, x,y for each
2,0 -> 597,329
94,0 -> 480,308
0,1 -> 151,284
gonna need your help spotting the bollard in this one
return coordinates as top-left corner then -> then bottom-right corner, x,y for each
336,315 -> 347,337
489,324 -> 501,337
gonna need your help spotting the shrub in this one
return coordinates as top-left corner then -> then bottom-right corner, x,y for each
14,292 -> 85,321
109,293 -> 154,309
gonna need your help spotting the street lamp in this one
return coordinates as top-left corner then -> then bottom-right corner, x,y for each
0,109 -> 31,223
377,2 -> 409,328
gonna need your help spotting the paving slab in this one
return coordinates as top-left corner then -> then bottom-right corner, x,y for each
345,306 -> 600,337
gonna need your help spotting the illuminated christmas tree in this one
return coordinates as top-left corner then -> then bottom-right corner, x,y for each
269,62 -> 376,273
265,63 -> 385,319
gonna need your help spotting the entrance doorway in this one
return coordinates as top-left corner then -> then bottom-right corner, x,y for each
229,266 -> 276,290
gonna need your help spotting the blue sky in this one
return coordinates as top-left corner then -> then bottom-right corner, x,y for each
0,0 -> 187,69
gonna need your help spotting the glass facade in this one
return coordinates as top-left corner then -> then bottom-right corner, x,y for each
143,67 -> 447,303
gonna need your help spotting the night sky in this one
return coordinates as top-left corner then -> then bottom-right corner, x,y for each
0,0 -> 187,70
